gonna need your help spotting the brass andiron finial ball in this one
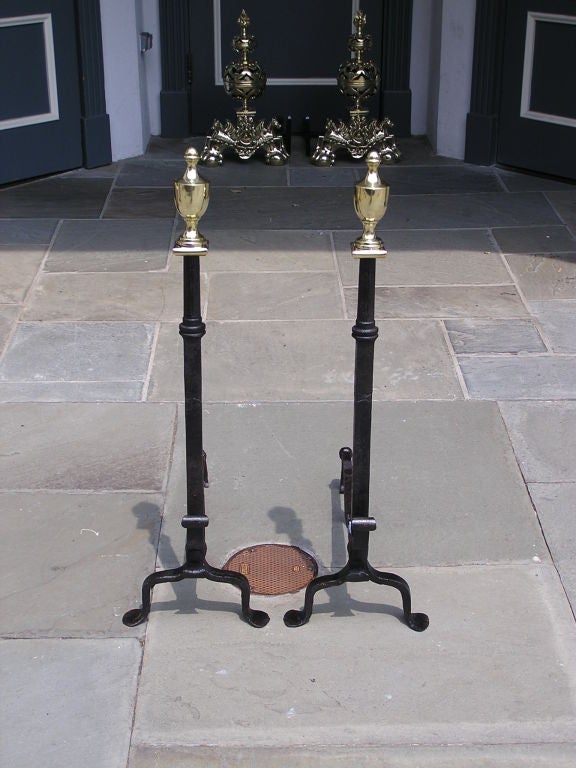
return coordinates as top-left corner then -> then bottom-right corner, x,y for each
173,147 -> 209,254
352,151 -> 389,257
313,11 -> 401,167
201,10 -> 288,166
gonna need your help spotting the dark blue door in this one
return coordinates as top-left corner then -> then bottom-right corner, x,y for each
0,0 -> 82,184
498,0 -> 576,179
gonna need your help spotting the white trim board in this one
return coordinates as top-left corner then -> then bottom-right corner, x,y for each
0,14 -> 59,131
521,11 -> 576,129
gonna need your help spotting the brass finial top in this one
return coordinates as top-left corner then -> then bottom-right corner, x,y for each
183,147 -> 200,182
353,10 -> 366,35
349,10 -> 371,61
239,9 -> 250,30
233,8 -> 257,64
365,150 -> 381,183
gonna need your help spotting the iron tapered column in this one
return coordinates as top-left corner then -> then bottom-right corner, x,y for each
180,256 -> 208,562
349,259 -> 378,561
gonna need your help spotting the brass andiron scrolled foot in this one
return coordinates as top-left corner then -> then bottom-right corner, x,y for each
201,112 -> 288,167
201,10 -> 288,165
312,11 -> 400,166
284,153 -> 428,631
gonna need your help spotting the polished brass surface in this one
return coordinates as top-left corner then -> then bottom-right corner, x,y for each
173,147 -> 209,254
201,10 -> 288,166
313,11 -> 400,167
224,9 -> 266,112
352,151 -> 389,257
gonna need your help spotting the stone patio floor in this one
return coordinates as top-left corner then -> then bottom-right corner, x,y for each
1,137 -> 576,767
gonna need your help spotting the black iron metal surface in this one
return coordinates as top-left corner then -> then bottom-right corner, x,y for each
123,257 -> 269,629
284,258 -> 429,632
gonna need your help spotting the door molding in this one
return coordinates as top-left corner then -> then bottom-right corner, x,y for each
464,0 -> 506,164
74,0 -> 111,167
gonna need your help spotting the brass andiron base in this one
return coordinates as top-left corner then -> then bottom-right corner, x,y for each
284,152 -> 428,631
201,10 -> 288,166
312,11 -> 400,167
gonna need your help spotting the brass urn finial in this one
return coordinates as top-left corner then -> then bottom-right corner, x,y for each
352,150 -> 389,257
173,147 -> 210,254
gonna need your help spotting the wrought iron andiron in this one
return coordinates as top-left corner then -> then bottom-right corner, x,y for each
123,148 -> 269,629
284,152 -> 428,631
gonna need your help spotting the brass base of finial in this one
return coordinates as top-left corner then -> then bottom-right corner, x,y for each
312,111 -> 401,167
352,239 -> 387,259
173,241 -> 209,255
201,111 -> 288,166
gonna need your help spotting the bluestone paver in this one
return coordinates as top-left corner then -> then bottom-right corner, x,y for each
545,190 -> 576,235
0,322 -> 154,402
0,218 -> 57,244
529,483 -> 576,612
0,178 -> 111,218
148,319 -> 462,402
157,402 -> 544,571
499,401 -> 576,482
45,219 -> 173,272
0,492 -> 162,636
346,285 -> 527,319
207,272 -> 344,321
129,743 -> 576,768
445,319 -> 546,354
461,357 -> 576,399
491,225 -> 576,254
531,300 -> 576,352
334,228 -> 505,286
131,565 -> 576,749
504,252 -> 576,300
23,272 -> 184,321
0,246 -> 44,302
186,229 -> 334,272
1,638 -> 141,768
0,403 -> 176,490
103,187 -> 176,218
0,305 -> 18,351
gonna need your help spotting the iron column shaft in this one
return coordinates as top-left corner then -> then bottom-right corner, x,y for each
351,258 -> 378,523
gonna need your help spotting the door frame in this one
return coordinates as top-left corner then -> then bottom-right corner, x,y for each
464,0 -> 506,165
74,0 -> 111,168
158,0 -> 414,138
465,0 -> 576,171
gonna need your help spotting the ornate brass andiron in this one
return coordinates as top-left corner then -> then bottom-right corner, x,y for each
284,152 -> 428,631
123,147 -> 270,629
312,11 -> 401,167
201,9 -> 288,166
